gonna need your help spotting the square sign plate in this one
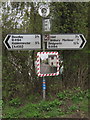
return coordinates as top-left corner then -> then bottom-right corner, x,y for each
43,19 -> 51,32
37,51 -> 60,77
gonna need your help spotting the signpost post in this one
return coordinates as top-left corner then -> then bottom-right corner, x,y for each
42,77 -> 46,100
38,3 -> 50,100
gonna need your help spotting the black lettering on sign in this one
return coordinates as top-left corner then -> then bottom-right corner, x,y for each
12,39 -> 21,41
12,45 -> 23,48
35,41 -> 39,44
35,35 -> 39,38
12,36 -> 23,38
73,42 -> 76,45
50,36 -> 56,38
75,35 -> 79,38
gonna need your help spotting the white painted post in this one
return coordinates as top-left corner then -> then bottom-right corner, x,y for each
38,3 -> 50,100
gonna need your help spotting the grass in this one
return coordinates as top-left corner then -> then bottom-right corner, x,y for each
2,88 -> 89,118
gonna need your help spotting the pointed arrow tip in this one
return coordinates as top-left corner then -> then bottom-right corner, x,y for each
80,34 -> 87,48
4,35 -> 11,49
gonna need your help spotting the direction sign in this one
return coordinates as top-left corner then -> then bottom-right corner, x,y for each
46,34 -> 87,49
4,34 -> 41,50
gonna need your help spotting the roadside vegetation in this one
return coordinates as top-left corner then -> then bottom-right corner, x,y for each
2,87 -> 89,118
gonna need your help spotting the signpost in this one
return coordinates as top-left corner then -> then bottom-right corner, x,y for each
3,3 -> 87,101
44,34 -> 87,49
4,34 -> 41,50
